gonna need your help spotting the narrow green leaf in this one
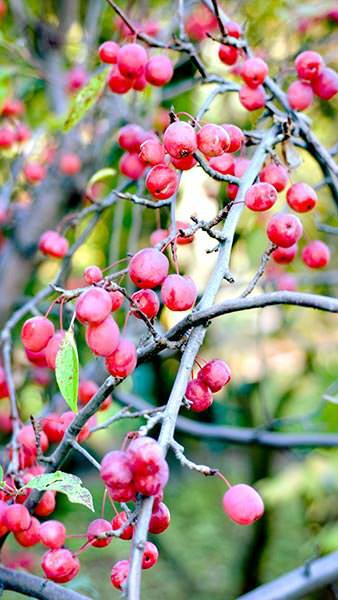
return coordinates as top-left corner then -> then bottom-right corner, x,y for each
87,167 -> 116,190
55,329 -> 79,412
23,471 -> 94,512
63,68 -> 109,132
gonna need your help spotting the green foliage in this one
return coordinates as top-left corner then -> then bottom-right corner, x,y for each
23,471 -> 94,512
64,68 -> 109,131
55,329 -> 79,413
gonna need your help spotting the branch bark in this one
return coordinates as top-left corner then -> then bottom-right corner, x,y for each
0,565 -> 90,600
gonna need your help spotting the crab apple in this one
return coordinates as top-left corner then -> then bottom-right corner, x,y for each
35,491 -> 56,518
302,240 -> 330,268
0,500 -> 9,536
98,40 -> 119,64
276,274 -> 297,291
60,412 -> 91,444
0,413 -> 12,434
0,367 -> 9,399
222,124 -> 244,153
45,331 -> 65,369
75,287 -> 112,324
14,517 -> 40,547
171,155 -> 197,170
295,50 -> 324,82
198,359 -> 231,392
100,450 -> 134,499
39,520 -> 66,549
245,182 -> 278,211
286,182 -> 317,213
149,502 -> 170,534
209,153 -> 235,175
150,228 -> 168,246
134,459 -> 169,496
129,247 -> 169,288
118,124 -> 144,152
78,380 -> 99,405
142,541 -> 159,570
241,57 -> 268,88
83,265 -> 103,284
117,43 -> 147,79
119,152 -> 145,179
38,230 -> 68,259
161,274 -> 197,311
111,511 -> 134,540
86,315 -> 120,357
239,85 -> 266,111
127,436 -> 165,476
109,290 -> 124,311
218,44 -> 239,66
66,66 -> 87,93
111,560 -> 129,590
259,163 -> 288,192
145,55 -> 174,86
105,338 -> 137,378
132,72 -> 147,91
146,164 -> 178,199
41,549 -> 80,583
185,379 -> 213,412
139,138 -> 165,165
15,123 -> 31,143
163,121 -> 197,159
170,221 -> 195,245
223,483 -> 264,525
272,244 -> 298,264
87,518 -> 112,548
185,5 -> 217,40
59,153 -> 81,176
42,413 -> 64,444
267,213 -> 303,248
23,162 -> 46,184
130,289 -> 160,320
196,124 -> 230,157
107,66 -> 133,94
1,97 -> 24,117
311,68 -> 338,100
0,127 -> 15,148
4,504 -> 32,533
287,80 -> 313,111
21,316 -> 55,352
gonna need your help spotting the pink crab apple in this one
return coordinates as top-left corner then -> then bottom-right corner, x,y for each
105,338 -> 137,378
239,84 -> 266,111
146,164 -> 178,199
75,287 -> 112,324
198,359 -> 231,392
98,40 -> 119,64
241,57 -> 269,88
117,43 -> 148,79
15,123 -> 31,143
163,121 -> 197,159
149,502 -> 171,534
272,244 -> 298,264
286,182 -> 317,212
0,367 -> 9,399
245,182 -> 278,211
0,127 -> 15,148
145,55 -> 174,86
39,520 -> 66,549
119,152 -> 145,179
287,80 -> 313,111
150,228 -> 168,246
311,68 -> 338,100
171,155 -> 197,170
85,315 -> 120,357
41,549 -> 80,583
130,289 -> 160,320
14,517 -> 40,547
139,138 -> 165,165
42,413 -> 65,444
301,240 -> 330,268
111,511 -> 134,540
3,504 -> 32,533
66,66 -> 87,93
118,124 -> 144,152
59,153 -> 81,176
87,518 -> 113,548
276,274 -> 297,292
142,541 -> 159,569
196,124 -> 230,157
83,265 -> 103,284
223,483 -> 264,525
111,560 -> 129,590
266,213 -> 303,247
108,66 -> 133,94
161,274 -> 197,311
128,247 -> 169,288
218,44 -> 239,66
1,98 -> 24,117
35,490 -> 56,518
21,316 -> 55,352
38,230 -> 69,259
127,436 -> 164,476
45,331 -> 65,369
170,221 -> 195,245
100,450 -> 135,501
209,153 -> 235,175
23,162 -> 46,184
222,124 -> 244,153
259,163 -> 288,192
185,379 -> 213,412
110,290 -> 125,311
295,50 -> 324,82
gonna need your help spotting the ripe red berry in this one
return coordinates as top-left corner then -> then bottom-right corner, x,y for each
39,520 -> 66,549
0,367 -> 9,399
276,274 -> 297,291
150,228 -> 168,247
286,182 -> 317,212
239,85 -> 266,111
295,50 -> 324,82
272,244 -> 298,264
149,502 -> 170,534
98,41 -> 119,64
0,500 -> 9,536
111,511 -> 134,540
118,124 -> 144,153
86,315 -> 120,357
75,287 -> 112,324
4,504 -> 32,532
222,124 -> 244,153
41,549 -> 80,583
170,221 -> 194,245
15,123 -> 31,143
287,80 -> 313,111
311,67 -> 338,100
127,436 -> 164,475
161,274 -> 197,311
163,121 -> 197,159
42,413 -> 64,444
83,265 -> 103,284
23,162 -> 46,184
0,127 -> 15,148
132,72 -> 147,91
218,44 -> 238,66
100,450 -> 135,501
1,98 -> 24,117
107,66 -> 133,94
266,213 -> 303,248
78,380 -> 98,405
134,460 -> 169,496
45,331 -> 65,369
130,289 -> 160,320
142,541 -> 159,569
198,359 -> 231,392
111,560 -> 129,590
14,517 -> 40,547
197,124 -> 230,157
146,164 -> 178,199
145,55 -> 173,86
129,247 -> 169,288
87,518 -> 112,548
185,379 -> 213,412
119,152 -> 145,179
117,43 -> 148,79
139,138 -> 165,165
223,483 -> 264,525
105,338 -> 137,378
259,163 -> 288,192
171,155 -> 197,170
301,240 -> 330,268
35,490 -> 56,518
38,230 -> 69,259
245,182 -> 277,211
66,66 -> 87,93
209,153 -> 235,175
241,57 -> 268,88
109,290 -> 124,311
21,316 -> 55,352
59,153 -> 81,176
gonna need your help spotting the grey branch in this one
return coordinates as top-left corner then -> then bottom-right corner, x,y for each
0,565 -> 90,600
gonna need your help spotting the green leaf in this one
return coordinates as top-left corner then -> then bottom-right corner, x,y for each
55,329 -> 79,412
87,167 -> 116,190
23,471 -> 94,511
63,68 -> 109,132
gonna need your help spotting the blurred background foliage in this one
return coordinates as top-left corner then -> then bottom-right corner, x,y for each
0,0 -> 337,598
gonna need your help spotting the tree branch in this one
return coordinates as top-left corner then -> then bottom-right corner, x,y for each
0,565 -> 90,600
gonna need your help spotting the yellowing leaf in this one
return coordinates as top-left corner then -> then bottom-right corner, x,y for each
63,68 -> 109,132
24,471 -> 94,511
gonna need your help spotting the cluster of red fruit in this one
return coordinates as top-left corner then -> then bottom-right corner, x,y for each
186,359 -> 231,412
98,40 -> 173,94
0,97 -> 30,150
287,50 -> 338,111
